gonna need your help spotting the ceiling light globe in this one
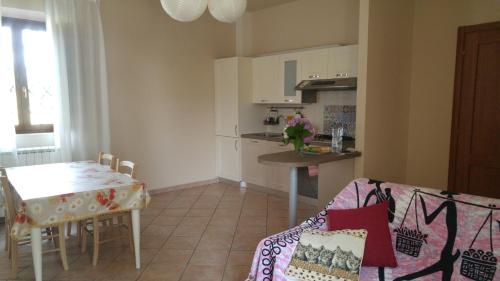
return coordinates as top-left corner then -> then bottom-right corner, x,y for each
160,0 -> 208,22
208,0 -> 247,23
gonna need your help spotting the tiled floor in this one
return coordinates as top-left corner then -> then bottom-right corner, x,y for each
0,182 -> 317,281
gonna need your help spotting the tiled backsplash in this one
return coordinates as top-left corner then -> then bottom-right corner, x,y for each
323,105 -> 356,137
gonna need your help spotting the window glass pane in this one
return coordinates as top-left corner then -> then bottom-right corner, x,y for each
22,29 -> 57,125
0,26 -> 19,126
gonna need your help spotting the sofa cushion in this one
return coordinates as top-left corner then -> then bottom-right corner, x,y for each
327,200 -> 397,267
285,229 -> 367,281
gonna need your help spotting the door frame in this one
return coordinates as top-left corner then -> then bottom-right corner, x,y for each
448,21 -> 500,193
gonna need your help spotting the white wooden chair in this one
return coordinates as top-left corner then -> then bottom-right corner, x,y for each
98,152 -> 118,171
80,159 -> 136,266
0,170 -> 68,278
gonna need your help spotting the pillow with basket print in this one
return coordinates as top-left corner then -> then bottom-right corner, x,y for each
285,229 -> 367,281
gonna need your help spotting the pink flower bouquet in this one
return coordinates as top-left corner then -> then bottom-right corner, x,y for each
283,117 -> 315,153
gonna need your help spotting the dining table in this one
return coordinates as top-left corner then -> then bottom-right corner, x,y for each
5,161 -> 149,281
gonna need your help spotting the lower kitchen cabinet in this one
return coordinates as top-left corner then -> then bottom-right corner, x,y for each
216,136 -> 240,182
241,138 -> 293,192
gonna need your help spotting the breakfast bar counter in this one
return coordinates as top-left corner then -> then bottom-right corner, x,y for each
258,150 -> 361,228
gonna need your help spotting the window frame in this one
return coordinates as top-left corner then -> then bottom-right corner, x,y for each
2,17 -> 54,134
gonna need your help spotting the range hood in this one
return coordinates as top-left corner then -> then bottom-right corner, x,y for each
295,77 -> 357,92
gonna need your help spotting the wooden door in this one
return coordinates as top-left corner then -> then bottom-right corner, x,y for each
448,21 -> 500,198
299,48 -> 329,81
216,136 -> 240,181
252,56 -> 281,103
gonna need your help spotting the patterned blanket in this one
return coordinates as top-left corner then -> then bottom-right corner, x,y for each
248,178 -> 499,281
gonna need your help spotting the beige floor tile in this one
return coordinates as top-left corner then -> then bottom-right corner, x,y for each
236,226 -> 267,237
138,262 -> 186,281
178,216 -> 211,227
94,261 -> 143,281
231,235 -> 263,251
172,225 -> 206,238
226,251 -> 254,267
189,249 -> 229,266
0,183 -> 317,281
240,208 -> 267,217
152,249 -> 193,264
161,208 -> 190,217
180,264 -> 225,281
151,215 -> 184,226
163,235 -> 200,250
222,265 -> 251,281
238,216 -> 267,227
185,208 -> 215,217
142,225 -> 176,237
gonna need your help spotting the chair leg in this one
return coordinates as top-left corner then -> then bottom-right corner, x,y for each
128,213 -> 134,254
92,218 -> 100,266
77,221 -> 82,245
10,238 -> 17,279
66,222 -> 72,237
81,223 -> 88,254
58,224 -> 69,270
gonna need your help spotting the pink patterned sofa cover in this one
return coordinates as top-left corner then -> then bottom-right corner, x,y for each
247,178 -> 499,281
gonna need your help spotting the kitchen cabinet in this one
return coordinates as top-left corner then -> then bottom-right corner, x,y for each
268,142 -> 293,192
215,58 -> 239,137
252,54 -> 302,104
279,53 -> 302,104
252,56 -> 281,103
216,136 -> 240,182
241,138 -> 269,187
241,138 -> 293,192
327,45 -> 358,78
299,48 -> 329,80
214,57 -> 265,182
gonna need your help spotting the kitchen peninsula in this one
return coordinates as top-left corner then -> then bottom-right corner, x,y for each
258,149 -> 361,227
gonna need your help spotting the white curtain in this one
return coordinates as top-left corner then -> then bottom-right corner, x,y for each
45,0 -> 110,162
0,0 -> 19,168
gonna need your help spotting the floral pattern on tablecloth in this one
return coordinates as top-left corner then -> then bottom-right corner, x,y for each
9,161 -> 150,239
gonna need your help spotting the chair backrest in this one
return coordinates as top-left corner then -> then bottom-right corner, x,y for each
116,159 -> 136,178
0,169 -> 16,227
98,152 -> 117,171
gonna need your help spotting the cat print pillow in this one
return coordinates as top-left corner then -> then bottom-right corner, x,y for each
285,229 -> 367,281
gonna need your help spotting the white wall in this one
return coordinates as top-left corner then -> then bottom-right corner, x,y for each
100,0 -> 235,190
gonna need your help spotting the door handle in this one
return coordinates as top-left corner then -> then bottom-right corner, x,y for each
234,139 -> 238,151
234,125 -> 238,136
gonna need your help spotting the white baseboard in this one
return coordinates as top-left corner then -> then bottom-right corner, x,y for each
148,178 -> 220,195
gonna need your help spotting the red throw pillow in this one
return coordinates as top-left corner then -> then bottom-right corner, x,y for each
327,200 -> 397,267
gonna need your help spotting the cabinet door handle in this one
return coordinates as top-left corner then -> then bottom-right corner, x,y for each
234,139 -> 238,151
284,99 -> 294,103
260,99 -> 268,102
250,140 -> 259,143
234,125 -> 238,136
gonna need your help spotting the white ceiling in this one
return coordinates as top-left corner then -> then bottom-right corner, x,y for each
247,0 -> 299,12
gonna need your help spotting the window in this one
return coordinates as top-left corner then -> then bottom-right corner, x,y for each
1,17 -> 56,134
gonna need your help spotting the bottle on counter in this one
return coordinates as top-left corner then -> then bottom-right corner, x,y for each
331,122 -> 343,153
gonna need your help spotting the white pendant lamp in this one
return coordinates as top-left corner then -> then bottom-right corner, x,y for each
208,0 -> 247,23
160,0 -> 208,22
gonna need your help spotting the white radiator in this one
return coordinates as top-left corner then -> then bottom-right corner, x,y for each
17,147 -> 57,166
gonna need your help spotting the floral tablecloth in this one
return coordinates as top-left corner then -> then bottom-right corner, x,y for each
5,161 -> 149,239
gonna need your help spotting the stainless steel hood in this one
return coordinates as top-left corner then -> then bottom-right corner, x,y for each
295,77 -> 357,92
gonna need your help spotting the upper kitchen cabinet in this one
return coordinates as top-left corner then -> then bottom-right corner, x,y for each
279,53 -> 302,104
215,58 -> 239,137
252,54 -> 301,104
252,56 -> 281,103
298,48 -> 329,80
215,57 -> 264,137
327,45 -> 358,78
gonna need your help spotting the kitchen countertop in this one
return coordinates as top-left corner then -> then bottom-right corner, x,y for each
241,133 -> 355,149
241,133 -> 332,147
258,150 -> 361,168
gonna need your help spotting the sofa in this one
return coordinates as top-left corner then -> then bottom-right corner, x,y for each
247,178 -> 499,281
